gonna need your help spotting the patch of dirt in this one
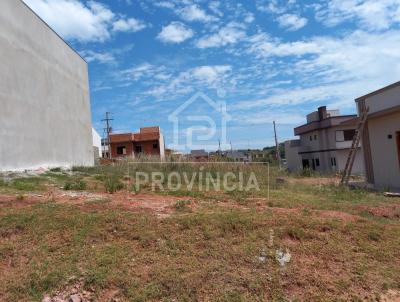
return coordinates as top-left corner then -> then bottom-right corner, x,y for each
356,204 -> 400,219
0,191 -> 194,218
0,194 -> 45,208
380,290 -> 400,302
287,177 -> 339,186
219,198 -> 359,222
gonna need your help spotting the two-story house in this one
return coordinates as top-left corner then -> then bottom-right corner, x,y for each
285,106 -> 365,174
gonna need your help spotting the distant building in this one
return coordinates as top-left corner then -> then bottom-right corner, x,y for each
92,128 -> 102,161
190,150 -> 209,161
285,106 -> 365,174
355,81 -> 400,191
0,0 -> 93,171
109,127 -> 165,159
226,151 -> 252,162
249,150 -> 269,162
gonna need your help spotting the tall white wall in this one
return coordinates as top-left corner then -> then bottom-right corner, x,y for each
0,0 -> 94,171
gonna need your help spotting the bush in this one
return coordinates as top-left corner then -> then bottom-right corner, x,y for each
63,179 -> 87,191
104,175 -> 124,194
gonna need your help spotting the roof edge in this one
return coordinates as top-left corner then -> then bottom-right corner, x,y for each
355,81 -> 400,102
19,0 -> 86,64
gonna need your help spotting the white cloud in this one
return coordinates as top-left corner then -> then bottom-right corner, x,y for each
179,4 -> 217,23
277,14 -> 308,31
209,1 -> 224,17
196,23 -> 247,48
191,65 -> 232,84
315,0 -> 400,30
242,29 -> 400,109
113,18 -> 147,32
157,22 -> 194,43
80,50 -> 116,64
23,0 -> 147,42
154,1 -> 175,9
244,12 -> 255,23
119,63 -> 167,81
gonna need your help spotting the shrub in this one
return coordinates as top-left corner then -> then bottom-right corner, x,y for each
104,175 -> 124,194
63,179 -> 87,191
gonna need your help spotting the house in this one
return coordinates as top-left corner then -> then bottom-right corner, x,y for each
109,127 -> 165,159
226,151 -> 252,162
189,150 -> 209,161
0,0 -> 93,171
285,106 -> 365,174
355,81 -> 400,191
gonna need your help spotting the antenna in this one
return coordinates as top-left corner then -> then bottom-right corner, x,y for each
102,112 -> 113,159
273,121 -> 282,169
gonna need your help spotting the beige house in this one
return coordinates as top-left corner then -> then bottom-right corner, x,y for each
356,81 -> 400,191
285,106 -> 365,174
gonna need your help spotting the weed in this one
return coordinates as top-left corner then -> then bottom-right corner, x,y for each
85,198 -> 112,205
174,200 -> 192,212
63,179 -> 87,191
16,194 -> 25,201
104,175 -> 124,194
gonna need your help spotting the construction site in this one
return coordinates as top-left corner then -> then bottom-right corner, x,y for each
1,0 -> 400,301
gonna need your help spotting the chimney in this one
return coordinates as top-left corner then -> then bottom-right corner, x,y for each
318,106 -> 327,121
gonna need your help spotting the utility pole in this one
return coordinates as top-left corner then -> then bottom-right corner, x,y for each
102,112 -> 113,159
273,121 -> 282,169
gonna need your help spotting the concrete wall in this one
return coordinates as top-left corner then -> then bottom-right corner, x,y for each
367,111 -> 400,190
364,85 -> 400,114
0,0 -> 93,171
284,140 -> 302,172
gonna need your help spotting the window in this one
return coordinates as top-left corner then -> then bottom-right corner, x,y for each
310,136 -> 313,141
117,146 -> 126,155
331,157 -> 337,166
135,145 -> 142,153
343,129 -> 356,141
336,129 -> 356,142
153,142 -> 159,149
315,158 -> 320,167
314,134 -> 317,140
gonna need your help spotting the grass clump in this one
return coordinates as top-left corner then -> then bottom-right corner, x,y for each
104,175 -> 124,194
174,200 -> 192,212
63,179 -> 87,191
85,197 -> 112,205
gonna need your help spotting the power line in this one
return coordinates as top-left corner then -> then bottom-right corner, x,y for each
273,121 -> 282,170
101,112 -> 113,159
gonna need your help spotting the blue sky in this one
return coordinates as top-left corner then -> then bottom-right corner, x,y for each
24,0 -> 400,151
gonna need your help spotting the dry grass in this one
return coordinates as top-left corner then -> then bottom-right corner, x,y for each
0,163 -> 399,301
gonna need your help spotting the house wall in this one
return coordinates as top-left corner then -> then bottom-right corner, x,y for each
364,85 -> 400,115
297,125 -> 364,174
0,0 -> 93,171
110,140 -> 161,158
367,111 -> 400,190
284,140 -> 302,172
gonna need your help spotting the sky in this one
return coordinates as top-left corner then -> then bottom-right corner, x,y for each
23,0 -> 400,151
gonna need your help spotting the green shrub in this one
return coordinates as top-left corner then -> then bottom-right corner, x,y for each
104,175 -> 124,194
63,179 -> 87,191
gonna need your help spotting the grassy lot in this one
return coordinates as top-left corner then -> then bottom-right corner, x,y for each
0,162 -> 399,301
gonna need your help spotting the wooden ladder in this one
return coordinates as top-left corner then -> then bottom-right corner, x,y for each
340,107 -> 369,185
